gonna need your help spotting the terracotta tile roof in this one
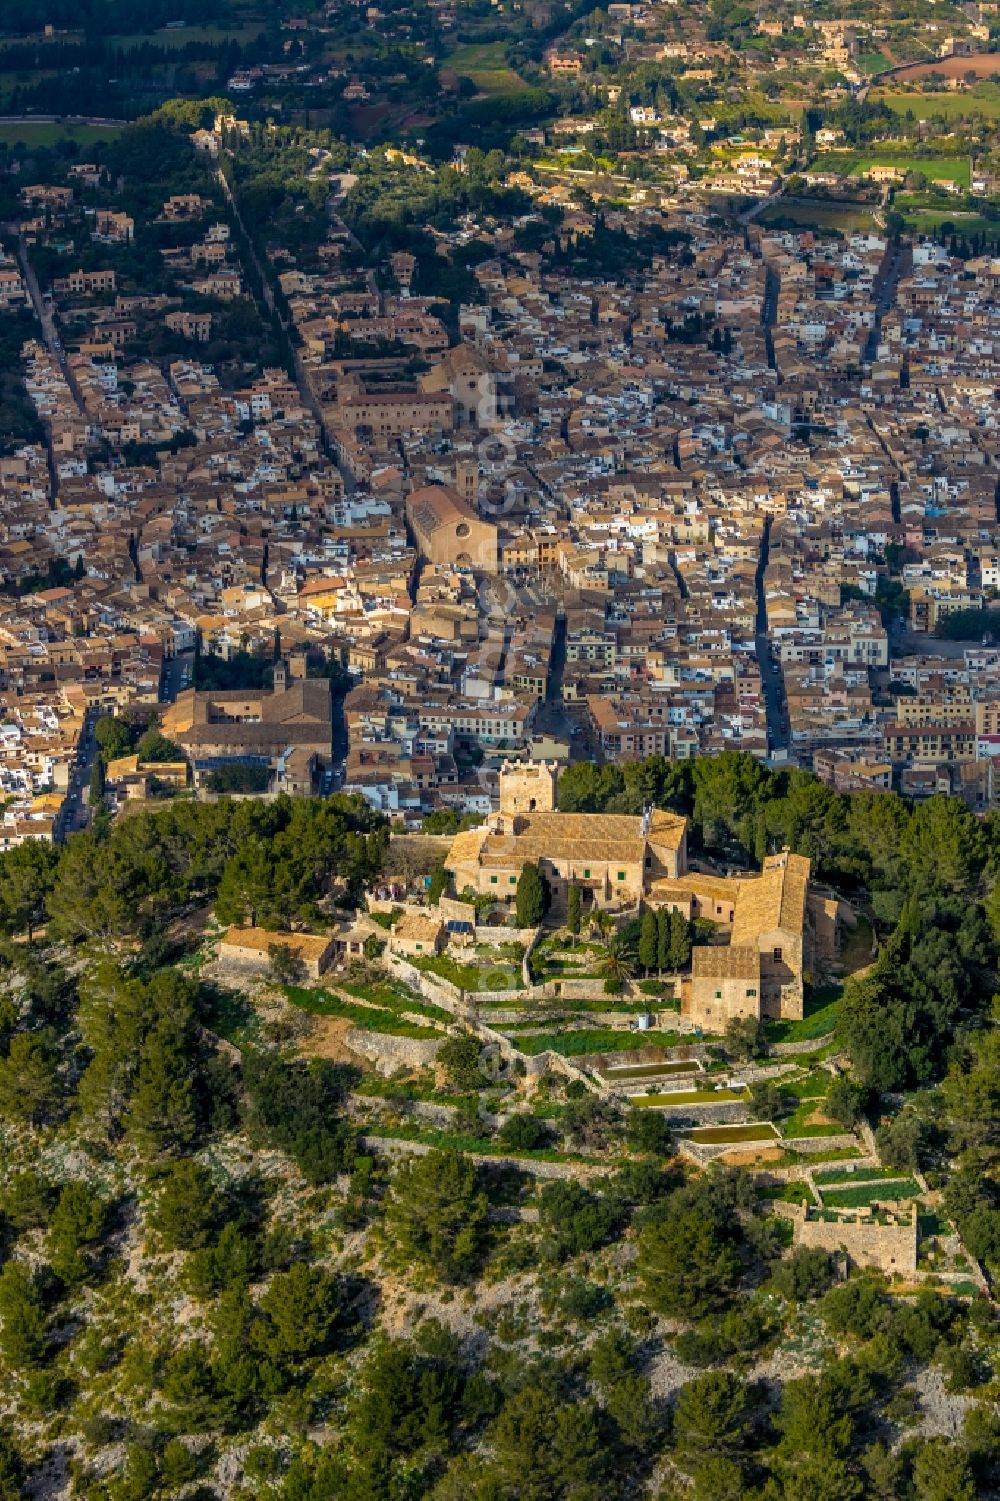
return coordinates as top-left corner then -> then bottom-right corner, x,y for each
221,927 -> 333,960
392,913 -> 444,943
733,851 -> 809,942
449,810 -> 649,868
692,944 -> 760,981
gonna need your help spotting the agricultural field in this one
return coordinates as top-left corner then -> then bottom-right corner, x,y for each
819,150 -> 971,188
602,1060 -> 702,1080
887,52 -> 1000,82
0,120 -> 124,148
902,208 -> 1000,237
631,1086 -> 742,1108
444,42 -> 530,96
874,81 -> 1000,121
107,23 -> 266,52
819,1178 -> 923,1208
758,200 -> 881,234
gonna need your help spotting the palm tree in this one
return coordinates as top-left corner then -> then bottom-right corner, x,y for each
601,933 -> 636,994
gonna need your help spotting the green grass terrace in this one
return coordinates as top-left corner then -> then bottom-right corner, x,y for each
0,120 -> 125,148
414,944 -> 524,992
285,980 -> 453,1039
818,1178 -> 923,1209
687,1122 -> 780,1144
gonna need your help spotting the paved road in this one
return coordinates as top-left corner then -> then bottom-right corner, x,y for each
755,515 -> 789,756
864,240 -> 908,365
15,234 -> 86,412
58,708 -> 99,840
160,650 -> 195,703
217,164 -> 359,494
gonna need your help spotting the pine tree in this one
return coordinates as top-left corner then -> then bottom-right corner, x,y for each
638,910 -> 658,974
566,884 -> 582,936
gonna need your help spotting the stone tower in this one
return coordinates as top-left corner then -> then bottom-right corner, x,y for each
454,459 -> 478,507
498,759 -> 559,815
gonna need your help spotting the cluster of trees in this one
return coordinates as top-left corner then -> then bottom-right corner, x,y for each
0,791 -> 386,949
206,763 -> 272,795
0,740 -> 999,1493
225,124 -> 350,265
556,750 -> 996,912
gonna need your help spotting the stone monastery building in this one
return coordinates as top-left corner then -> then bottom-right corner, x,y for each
446,762 -> 840,1030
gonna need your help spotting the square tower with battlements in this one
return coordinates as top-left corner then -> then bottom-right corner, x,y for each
498,760 -> 559,815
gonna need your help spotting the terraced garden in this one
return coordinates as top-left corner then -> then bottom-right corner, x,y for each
602,1060 -> 702,1081
689,1122 -> 780,1144
819,1178 -> 923,1209
631,1086 -> 742,1108
285,980 -> 453,1039
514,1027 -> 687,1058
414,944 -> 524,992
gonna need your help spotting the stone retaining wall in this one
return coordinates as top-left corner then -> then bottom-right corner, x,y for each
346,1028 -> 444,1074
639,1100 -> 750,1127
781,1133 -> 858,1153
358,1134 -> 606,1179
772,1035 -> 837,1056
774,1200 -> 918,1275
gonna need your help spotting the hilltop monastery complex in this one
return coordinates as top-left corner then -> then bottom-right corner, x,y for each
446,762 -> 841,1032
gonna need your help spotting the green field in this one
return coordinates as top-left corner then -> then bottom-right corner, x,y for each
820,1178 -> 922,1208
0,120 -> 124,148
603,1061 -> 700,1079
820,150 -> 971,188
859,51 -> 893,75
903,208 -> 998,236
109,23 -> 265,52
631,1088 -> 741,1108
875,82 -> 1000,121
757,201 -> 880,234
445,42 -> 530,95
688,1123 -> 779,1143
813,1165 -> 902,1185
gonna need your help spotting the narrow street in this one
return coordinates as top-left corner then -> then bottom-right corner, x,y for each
216,163 -> 356,494
864,239 -> 908,365
160,649 -> 195,703
57,707 -> 98,841
755,515 -> 788,757
15,233 -> 86,412
11,229 -> 87,504
762,264 -> 779,377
